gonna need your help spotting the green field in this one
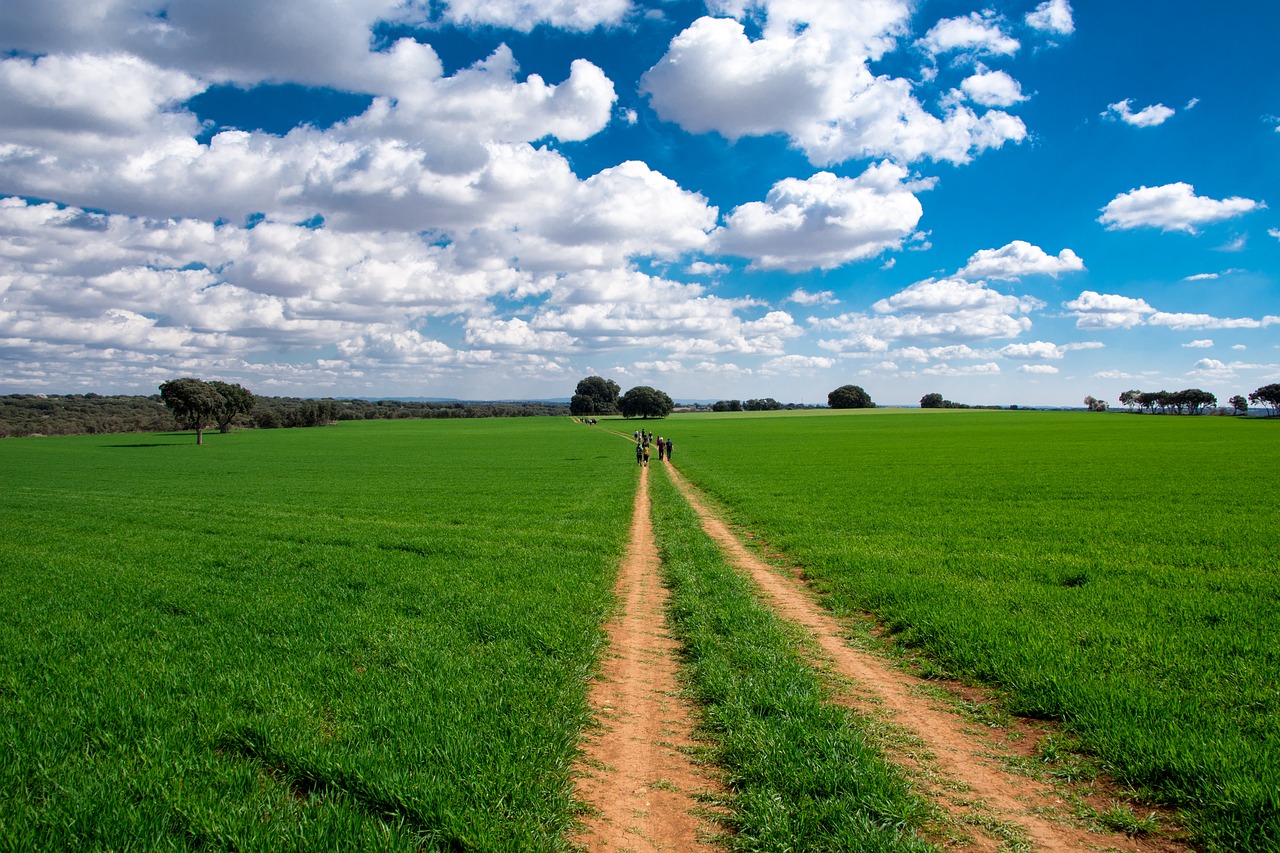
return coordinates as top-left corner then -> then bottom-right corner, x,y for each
667,408 -> 1279,851
0,419 -> 635,850
3,410 -> 1277,852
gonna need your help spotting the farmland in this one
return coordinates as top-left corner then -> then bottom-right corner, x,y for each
668,408 -> 1279,851
2,408 -> 1276,852
0,419 -> 634,850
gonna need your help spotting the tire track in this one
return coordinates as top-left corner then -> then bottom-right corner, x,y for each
572,463 -> 723,852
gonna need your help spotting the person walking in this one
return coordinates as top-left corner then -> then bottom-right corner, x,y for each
635,442 -> 643,465
665,437 -> 673,461
642,443 -> 650,467
656,436 -> 665,460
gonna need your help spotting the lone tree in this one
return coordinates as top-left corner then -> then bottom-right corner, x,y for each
618,385 -> 674,419
1084,395 -> 1108,412
920,392 -> 945,409
159,378 -> 224,445
570,376 -> 621,416
209,381 -> 255,433
1229,394 -> 1249,415
828,384 -> 874,409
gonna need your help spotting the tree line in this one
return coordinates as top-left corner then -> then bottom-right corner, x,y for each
1114,386 -> 1280,416
0,383 -> 570,440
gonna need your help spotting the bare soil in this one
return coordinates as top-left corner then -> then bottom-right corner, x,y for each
663,463 -> 1191,853
571,463 -> 724,852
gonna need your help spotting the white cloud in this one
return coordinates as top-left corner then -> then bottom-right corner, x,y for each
1025,0 -> 1074,35
641,6 -> 1026,166
956,240 -> 1084,280
1184,339 -> 1214,348
999,340 -> 1066,360
1064,289 -> 1276,331
814,277 -> 1041,353
1184,273 -> 1219,281
1098,183 -> 1263,233
1270,228 -> 1280,240
1018,364 -> 1059,374
1063,290 -> 1156,329
1104,99 -> 1175,128
787,288 -> 839,306
437,0 -> 632,32
922,361 -> 1002,376
716,163 -> 924,271
760,353 -> 837,373
959,69 -> 1028,108
919,12 -> 1020,57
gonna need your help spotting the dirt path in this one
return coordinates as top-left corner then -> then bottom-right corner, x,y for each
663,463 -> 1187,853
572,463 -> 723,852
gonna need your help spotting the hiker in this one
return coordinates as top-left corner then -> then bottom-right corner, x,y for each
642,443 -> 650,467
656,436 -> 665,460
665,438 -> 673,461
635,442 -> 643,465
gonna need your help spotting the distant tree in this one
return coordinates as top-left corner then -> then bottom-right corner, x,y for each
618,385 -> 674,419
1249,383 -> 1280,417
1229,394 -> 1249,415
570,376 -> 621,416
159,378 -> 223,445
743,398 -> 783,411
1118,389 -> 1141,412
828,384 -> 874,409
712,399 -> 742,412
1178,388 -> 1217,415
920,392 -> 945,409
1084,395 -> 1108,412
208,381 -> 255,433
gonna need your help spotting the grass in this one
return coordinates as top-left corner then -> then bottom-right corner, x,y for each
664,408 -> 1280,852
646,463 -> 938,852
0,418 -> 635,850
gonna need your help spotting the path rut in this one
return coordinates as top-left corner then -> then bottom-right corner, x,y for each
571,463 -> 722,852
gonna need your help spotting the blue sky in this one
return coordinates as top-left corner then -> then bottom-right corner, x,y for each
0,0 -> 1276,406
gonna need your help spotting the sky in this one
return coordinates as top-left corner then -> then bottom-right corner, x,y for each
1,0 -> 1277,406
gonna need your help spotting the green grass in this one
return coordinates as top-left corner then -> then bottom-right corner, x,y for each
647,464 -> 937,852
0,419 -> 635,850
664,408 -> 1280,852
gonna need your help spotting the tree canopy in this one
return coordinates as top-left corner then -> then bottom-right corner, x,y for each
920,392 -> 944,409
570,376 -> 621,415
159,378 -> 225,444
1249,383 -> 1280,416
828,384 -> 874,409
618,385 -> 674,419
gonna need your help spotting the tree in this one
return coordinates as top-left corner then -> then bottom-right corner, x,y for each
1119,389 -> 1141,412
618,385 -> 674,419
920,392 -> 945,409
1084,395 -> 1108,412
828,384 -> 874,409
1229,394 -> 1248,415
208,381 -> 255,433
1249,383 -> 1280,417
712,399 -> 742,412
570,376 -> 621,416
159,378 -> 223,444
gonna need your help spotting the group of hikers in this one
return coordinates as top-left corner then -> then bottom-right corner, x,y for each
633,430 -> 673,467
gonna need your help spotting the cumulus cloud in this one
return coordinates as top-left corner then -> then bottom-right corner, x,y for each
1184,339 -> 1214,348
787,288 -> 839,306
955,240 -> 1084,280
1025,0 -> 1074,35
715,163 -> 925,271
641,4 -> 1026,165
919,12 -> 1020,58
1018,364 -> 1059,374
1104,99 -> 1175,128
437,0 -> 632,32
1098,183 -> 1263,233
1064,289 -> 1277,331
959,69 -> 1028,108
814,277 -> 1041,353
